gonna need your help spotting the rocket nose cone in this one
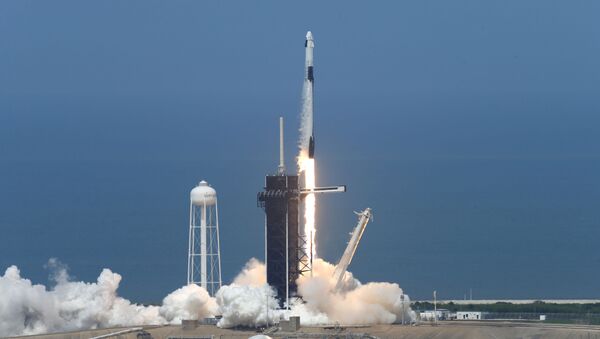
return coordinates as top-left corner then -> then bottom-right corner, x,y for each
306,31 -> 313,40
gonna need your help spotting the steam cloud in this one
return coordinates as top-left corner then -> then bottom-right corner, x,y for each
0,258 -> 414,337
216,258 -> 414,328
0,259 -> 213,336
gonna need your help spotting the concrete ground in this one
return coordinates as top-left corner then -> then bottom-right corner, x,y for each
8,321 -> 600,339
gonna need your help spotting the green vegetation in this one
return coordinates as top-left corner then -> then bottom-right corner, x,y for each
545,318 -> 600,325
411,301 -> 600,314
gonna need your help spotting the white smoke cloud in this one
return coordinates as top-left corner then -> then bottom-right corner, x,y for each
159,284 -> 217,323
215,257 -> 279,328
215,284 -> 279,328
0,261 -> 163,337
215,258 -> 414,328
296,259 -> 414,325
0,257 -> 414,336
231,258 -> 266,287
0,259 -> 215,337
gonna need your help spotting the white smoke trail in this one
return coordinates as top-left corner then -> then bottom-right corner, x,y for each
298,77 -> 317,266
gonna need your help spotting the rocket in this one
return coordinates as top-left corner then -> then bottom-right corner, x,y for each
305,31 -> 315,159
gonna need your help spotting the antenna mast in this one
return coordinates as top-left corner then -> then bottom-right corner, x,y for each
278,116 -> 286,175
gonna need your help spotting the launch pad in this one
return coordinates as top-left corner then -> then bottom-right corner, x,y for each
20,321 -> 600,339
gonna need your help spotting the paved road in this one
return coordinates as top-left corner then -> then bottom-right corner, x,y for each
9,322 -> 600,339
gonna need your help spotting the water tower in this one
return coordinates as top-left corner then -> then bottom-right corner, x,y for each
188,180 -> 222,296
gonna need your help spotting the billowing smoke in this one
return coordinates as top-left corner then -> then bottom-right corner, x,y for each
230,258 -> 266,287
160,284 -> 217,323
215,258 -> 415,328
0,258 -> 414,337
295,259 -> 414,325
215,284 -> 279,328
215,258 -> 279,328
0,259 -> 213,337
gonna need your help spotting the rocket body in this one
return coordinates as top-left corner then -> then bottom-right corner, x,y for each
304,31 -> 315,159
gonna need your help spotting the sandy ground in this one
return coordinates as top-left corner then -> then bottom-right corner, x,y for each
8,321 -> 600,339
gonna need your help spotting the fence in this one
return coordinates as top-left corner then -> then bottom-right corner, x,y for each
482,312 -> 600,324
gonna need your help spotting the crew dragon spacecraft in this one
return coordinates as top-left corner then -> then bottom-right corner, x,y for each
304,31 -> 315,159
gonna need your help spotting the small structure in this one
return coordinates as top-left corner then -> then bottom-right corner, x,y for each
200,317 -> 219,325
456,311 -> 484,320
420,309 -> 450,321
181,319 -> 199,330
280,316 -> 300,332
419,308 -> 450,321
419,311 -> 434,321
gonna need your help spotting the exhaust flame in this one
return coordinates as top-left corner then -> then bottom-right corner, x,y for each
299,155 -> 316,263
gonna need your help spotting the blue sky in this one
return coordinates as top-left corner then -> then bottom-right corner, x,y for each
1,1 -> 599,302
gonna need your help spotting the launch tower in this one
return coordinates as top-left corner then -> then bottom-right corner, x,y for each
258,118 -> 302,307
258,117 -> 345,307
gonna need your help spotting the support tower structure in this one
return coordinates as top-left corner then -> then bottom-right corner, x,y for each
258,117 -> 346,307
258,118 -> 302,307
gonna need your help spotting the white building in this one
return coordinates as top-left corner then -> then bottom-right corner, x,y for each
456,311 -> 483,320
419,309 -> 450,321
